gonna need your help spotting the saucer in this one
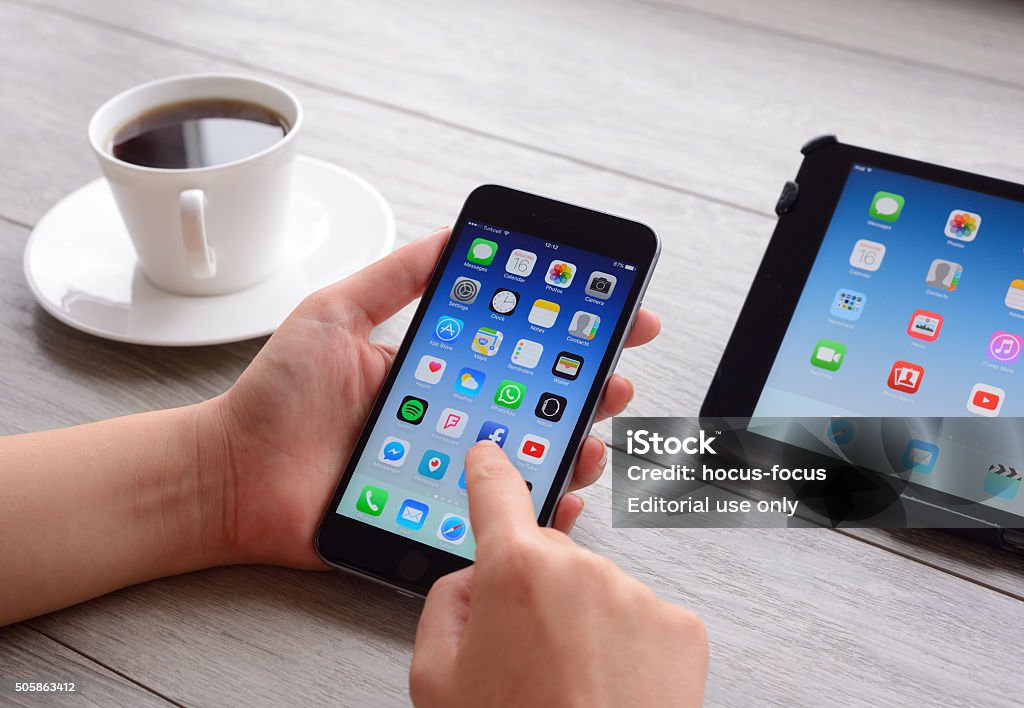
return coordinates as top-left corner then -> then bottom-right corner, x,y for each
24,155 -> 395,346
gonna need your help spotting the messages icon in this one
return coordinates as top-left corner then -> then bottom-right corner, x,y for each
869,191 -> 904,222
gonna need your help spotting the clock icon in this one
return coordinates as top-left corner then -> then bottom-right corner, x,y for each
489,288 -> 519,316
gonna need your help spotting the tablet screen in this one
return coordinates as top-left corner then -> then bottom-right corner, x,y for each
753,163 -> 1024,513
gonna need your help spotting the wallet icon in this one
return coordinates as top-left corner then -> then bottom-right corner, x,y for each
396,498 -> 430,531
901,440 -> 939,474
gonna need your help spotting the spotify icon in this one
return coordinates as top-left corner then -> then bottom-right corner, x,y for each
397,395 -> 429,425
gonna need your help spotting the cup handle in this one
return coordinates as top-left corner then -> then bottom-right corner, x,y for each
179,189 -> 217,279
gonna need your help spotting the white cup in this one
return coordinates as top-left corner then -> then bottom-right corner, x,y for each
89,74 -> 303,296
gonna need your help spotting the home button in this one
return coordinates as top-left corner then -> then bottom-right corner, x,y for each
398,550 -> 429,580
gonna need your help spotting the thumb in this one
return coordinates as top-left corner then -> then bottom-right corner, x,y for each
411,566 -> 474,700
464,441 -> 537,545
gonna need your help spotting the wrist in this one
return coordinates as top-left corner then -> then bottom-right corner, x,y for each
184,396 -> 240,568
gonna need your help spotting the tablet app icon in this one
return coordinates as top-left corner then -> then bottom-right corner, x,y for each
945,210 -> 981,242
535,392 -> 567,422
378,437 -> 410,467
476,421 -> 510,447
437,513 -> 469,544
830,289 -> 866,321
906,310 -> 943,342
505,248 -> 537,277
434,316 -> 464,343
926,259 -> 962,291
511,339 -> 543,368
450,276 -> 481,304
811,339 -> 845,372
414,355 -> 446,384
397,395 -> 428,425
967,383 -> 1004,417
585,271 -> 617,299
454,367 -> 486,396
494,380 -> 526,409
356,485 -> 388,516
887,361 -> 924,394
901,440 -> 939,474
983,464 -> 1022,500
553,351 -> 583,380
418,450 -> 450,480
869,191 -> 904,222
472,327 -> 503,356
849,239 -> 886,272
1005,279 -> 1024,311
988,332 -> 1023,364
528,299 -> 560,328
569,311 -> 600,340
436,408 -> 469,437
396,499 -> 429,530
545,260 -> 577,288
489,288 -> 519,315
518,434 -> 550,464
467,238 -> 498,266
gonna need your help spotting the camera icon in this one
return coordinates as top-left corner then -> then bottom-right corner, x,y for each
584,271 -> 617,300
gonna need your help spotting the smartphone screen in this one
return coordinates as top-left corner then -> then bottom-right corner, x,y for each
333,220 -> 641,559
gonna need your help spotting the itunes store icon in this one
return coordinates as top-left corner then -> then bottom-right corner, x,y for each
987,331 -> 1023,365
967,383 -> 1005,417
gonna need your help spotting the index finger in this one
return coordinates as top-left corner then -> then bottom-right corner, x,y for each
464,441 -> 537,544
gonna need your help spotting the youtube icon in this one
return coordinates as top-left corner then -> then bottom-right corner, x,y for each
967,383 -> 1005,417
517,434 -> 550,465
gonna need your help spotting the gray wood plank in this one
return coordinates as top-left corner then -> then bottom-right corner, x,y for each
27,462 -> 1024,708
28,0 -> 1024,216
0,624 -> 172,706
654,0 -> 1024,86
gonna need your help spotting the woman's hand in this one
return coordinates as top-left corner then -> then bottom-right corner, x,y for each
410,441 -> 709,707
208,226 -> 660,568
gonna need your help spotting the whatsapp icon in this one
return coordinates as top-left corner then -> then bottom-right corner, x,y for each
493,380 -> 526,409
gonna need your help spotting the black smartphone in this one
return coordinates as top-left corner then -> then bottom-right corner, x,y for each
315,185 -> 660,595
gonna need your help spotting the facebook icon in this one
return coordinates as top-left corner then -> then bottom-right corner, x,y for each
476,421 -> 509,447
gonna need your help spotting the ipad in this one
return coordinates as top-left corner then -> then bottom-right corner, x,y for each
702,137 -> 1024,539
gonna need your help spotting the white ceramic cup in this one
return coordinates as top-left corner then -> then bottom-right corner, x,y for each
89,74 -> 303,296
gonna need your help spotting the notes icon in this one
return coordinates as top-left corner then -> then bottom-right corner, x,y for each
1006,279 -> 1024,311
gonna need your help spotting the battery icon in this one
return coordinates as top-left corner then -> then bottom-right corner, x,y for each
624,264 -> 636,271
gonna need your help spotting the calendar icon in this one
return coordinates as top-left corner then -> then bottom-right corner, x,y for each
849,239 -> 886,272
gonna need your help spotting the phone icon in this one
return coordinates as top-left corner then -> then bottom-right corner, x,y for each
811,339 -> 845,372
467,238 -> 498,266
906,310 -> 943,342
517,434 -> 550,464
925,259 -> 962,291
552,352 -> 583,380
569,311 -> 600,340
535,392 -> 567,422
450,276 -> 481,304
511,339 -> 544,368
869,191 -> 904,222
477,421 -> 510,447
418,450 -> 450,480
396,499 -> 429,530
494,380 -> 526,409
545,260 -> 577,288
830,289 -> 866,321
888,361 -> 924,394
528,299 -> 560,328
355,485 -> 389,516
437,513 -> 469,544
945,210 -> 981,242
849,239 -> 886,271
454,367 -> 486,396
434,316 -> 464,342
967,383 -> 1005,417
397,395 -> 429,424
505,248 -> 537,277
435,408 -> 469,437
585,271 -> 617,299
414,355 -> 446,384
378,437 -> 409,466
472,327 -> 503,356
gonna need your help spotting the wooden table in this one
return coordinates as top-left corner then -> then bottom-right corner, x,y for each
2,1 -> 1023,705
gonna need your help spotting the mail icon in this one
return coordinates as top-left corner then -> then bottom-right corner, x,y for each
396,498 -> 429,530
901,440 -> 939,474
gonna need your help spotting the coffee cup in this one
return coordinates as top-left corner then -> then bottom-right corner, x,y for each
88,73 -> 303,296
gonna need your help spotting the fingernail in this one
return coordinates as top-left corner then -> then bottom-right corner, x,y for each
429,225 -> 450,234
598,439 -> 608,469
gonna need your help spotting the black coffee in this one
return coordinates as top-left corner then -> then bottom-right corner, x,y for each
112,99 -> 288,169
